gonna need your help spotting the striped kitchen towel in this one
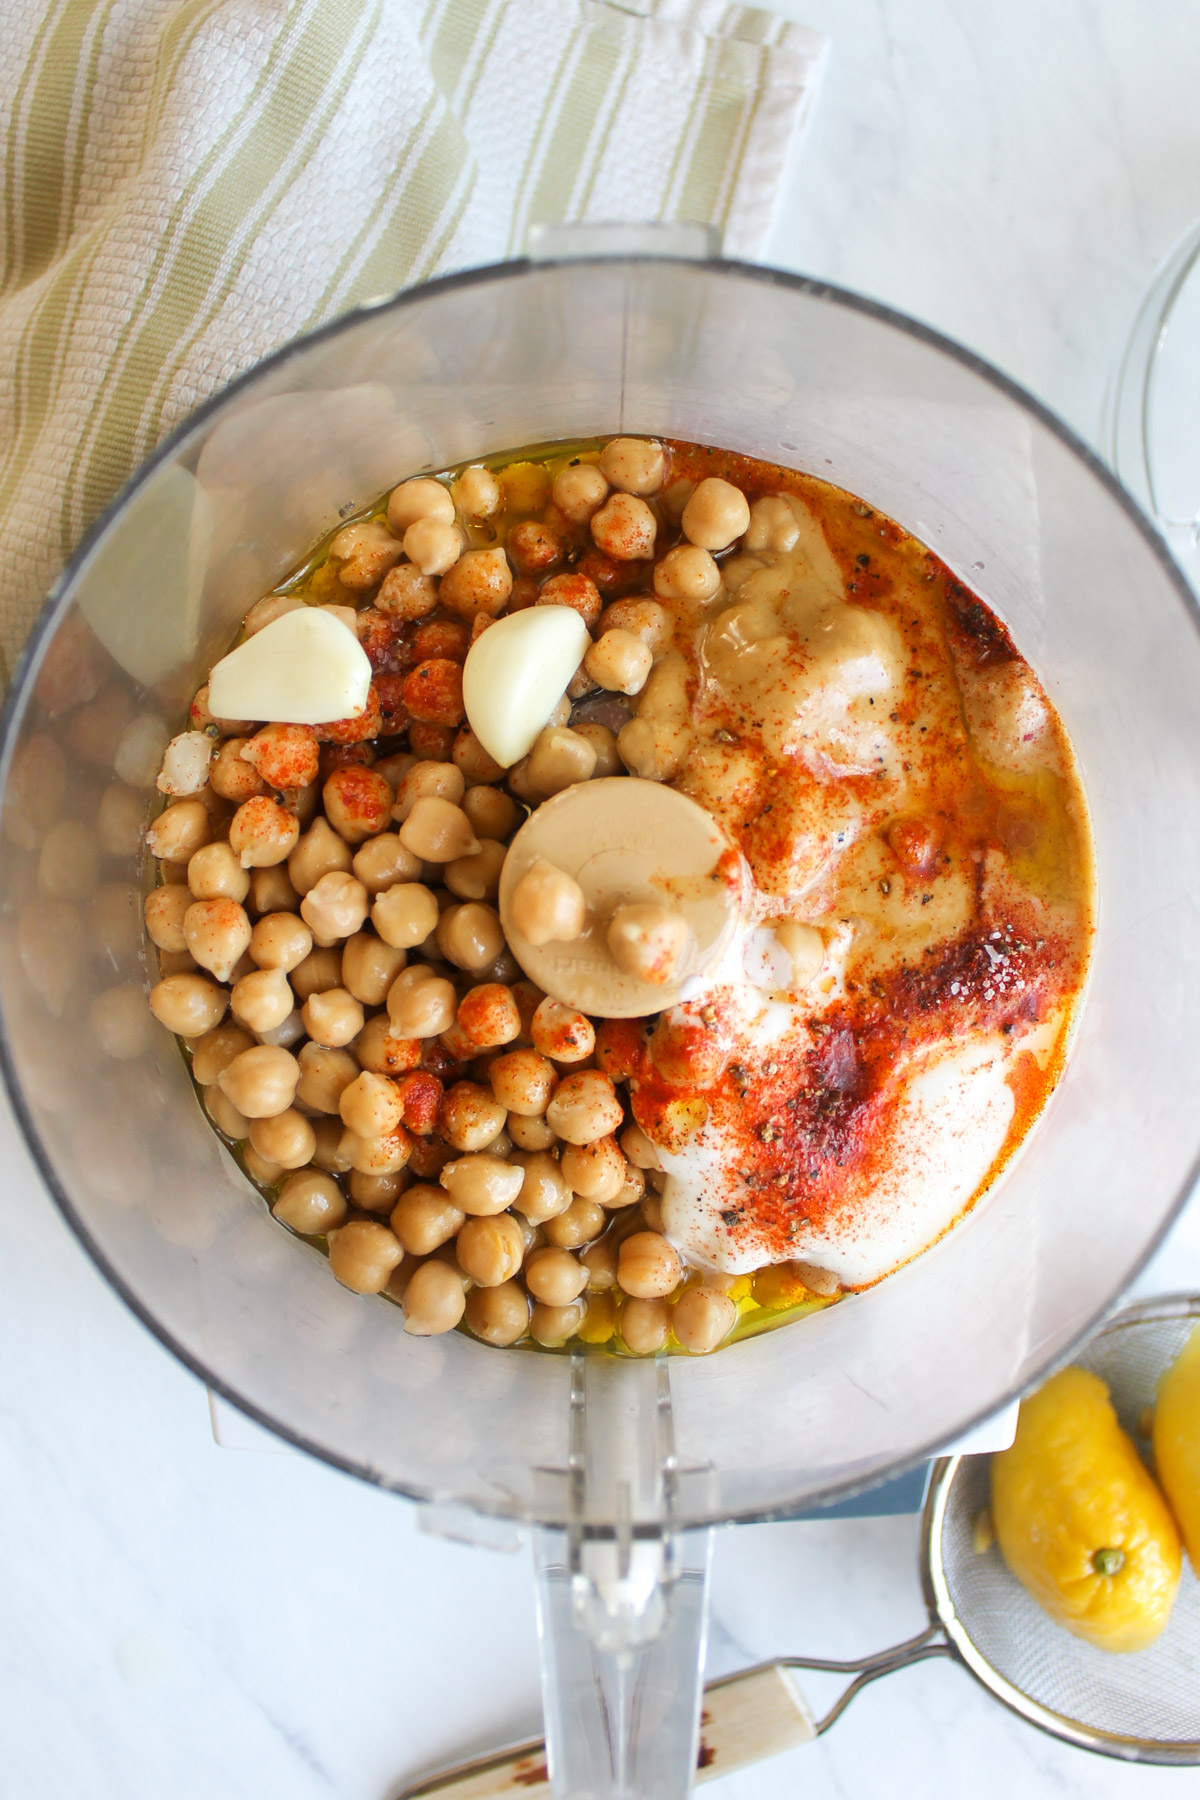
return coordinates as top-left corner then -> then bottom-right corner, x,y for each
0,0 -> 828,680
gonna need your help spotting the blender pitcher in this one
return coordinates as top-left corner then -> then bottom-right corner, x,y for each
4,255 -> 1200,1800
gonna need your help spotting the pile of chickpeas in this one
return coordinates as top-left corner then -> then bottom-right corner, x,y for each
142,438 -> 830,1356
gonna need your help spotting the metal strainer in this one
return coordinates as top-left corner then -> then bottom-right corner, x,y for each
924,1292 -> 1200,1765
398,1297 -> 1200,1799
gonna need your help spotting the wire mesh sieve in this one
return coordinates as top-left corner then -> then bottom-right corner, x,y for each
924,1295 -> 1200,1764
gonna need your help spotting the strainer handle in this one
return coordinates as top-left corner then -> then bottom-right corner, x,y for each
781,1625 -> 953,1735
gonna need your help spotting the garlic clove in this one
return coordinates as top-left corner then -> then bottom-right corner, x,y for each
461,605 -> 590,769
208,606 -> 372,726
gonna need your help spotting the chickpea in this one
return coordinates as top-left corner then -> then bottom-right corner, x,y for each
330,517 -> 403,589
505,1151 -> 567,1223
743,494 -> 801,554
617,1230 -> 682,1299
440,1080 -> 507,1152
372,881 -> 440,950
444,841 -> 507,905
560,1136 -> 627,1204
240,721 -> 320,790
180,898 -> 250,983
147,970 -> 227,1039
242,1145 -> 285,1187
440,1153 -> 524,1216
353,831 -> 422,895
653,543 -> 722,604
205,1084 -> 249,1140
331,1069 -> 399,1138
323,767 -> 394,845
793,1260 -> 841,1299
394,760 -> 465,823
465,1280 -> 529,1345
569,722 -> 621,780
530,1300 -> 586,1346
581,1238 -> 619,1290
648,1010 -> 728,1087
599,597 -> 673,655
438,546 -> 513,621
387,966 -> 457,1037
673,1287 -> 738,1354
249,864 -> 300,915
229,795 -> 300,869
402,1258 -> 466,1335
508,860 -> 587,948
452,728 -> 505,787
531,999 -> 595,1064
451,464 -> 502,519
191,1023 -> 255,1085
273,1170 -> 347,1235
507,519 -> 562,576
524,1245 -> 588,1307
640,1193 -> 666,1233
456,1213 -> 525,1287
339,931 -> 405,1006
386,477 -> 454,535
338,1124 -> 412,1176
328,1218 -> 403,1293
288,817 -> 352,896
488,1048 -> 556,1116
301,987 -> 364,1048
248,1107 -> 315,1171
525,726 -> 596,799
145,798 -> 210,863
185,841 -> 249,904
591,492 -> 657,562
620,1296 -> 672,1354
144,884 -> 192,952
543,1196 -> 606,1249
607,902 -> 689,986
537,572 -> 603,631
300,871 -> 369,945
584,629 -> 653,696
391,1184 -> 465,1255
600,437 -> 664,496
457,983 -> 521,1049
620,1122 -> 663,1171
231,965 -> 294,1033
431,901 -> 499,972
311,1116 -> 353,1173
398,797 -> 478,863
508,1112 -> 558,1152
403,516 -> 462,577
93,784 -> 141,861
249,911 -> 313,973
353,1014 -> 422,1075
616,718 -> 691,783
376,562 -> 438,620
681,477 -> 750,551
210,738 -> 266,804
349,1169 -> 406,1212
552,462 -> 608,524
289,944 -> 343,1001
218,1044 -> 300,1118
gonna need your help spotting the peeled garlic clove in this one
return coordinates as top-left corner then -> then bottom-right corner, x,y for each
208,607 -> 372,726
461,605 -> 590,768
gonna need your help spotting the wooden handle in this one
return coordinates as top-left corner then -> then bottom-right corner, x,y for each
395,1663 -> 816,1799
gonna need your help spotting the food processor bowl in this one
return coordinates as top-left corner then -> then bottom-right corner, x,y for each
3,256 -> 1200,1798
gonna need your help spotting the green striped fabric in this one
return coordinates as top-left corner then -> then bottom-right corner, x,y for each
0,0 -> 828,680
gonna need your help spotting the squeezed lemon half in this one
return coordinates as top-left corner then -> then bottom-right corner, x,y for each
992,1367 -> 1181,1652
1153,1324 -> 1200,1576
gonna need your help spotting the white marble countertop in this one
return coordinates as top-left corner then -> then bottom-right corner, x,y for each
7,3 -> 1200,1796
